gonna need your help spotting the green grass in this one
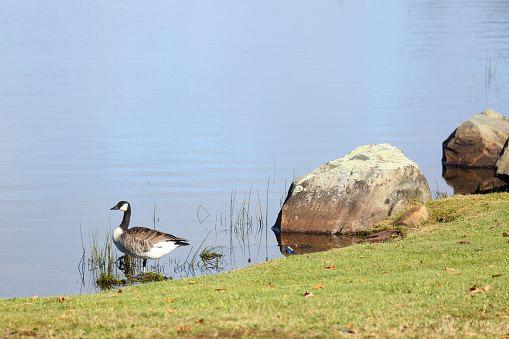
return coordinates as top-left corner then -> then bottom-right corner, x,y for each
3,193 -> 509,337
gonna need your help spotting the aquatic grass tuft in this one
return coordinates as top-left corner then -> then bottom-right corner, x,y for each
172,230 -> 227,276
433,178 -> 449,200
199,246 -> 225,270
171,180 -> 274,276
95,271 -> 167,290
484,45 -> 500,105
96,272 -> 129,290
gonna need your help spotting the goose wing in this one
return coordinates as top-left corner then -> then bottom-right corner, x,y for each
127,227 -> 189,246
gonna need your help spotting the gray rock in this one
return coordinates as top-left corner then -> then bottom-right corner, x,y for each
495,138 -> 509,182
442,109 -> 509,168
273,144 -> 432,234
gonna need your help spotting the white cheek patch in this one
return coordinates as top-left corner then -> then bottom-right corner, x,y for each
120,203 -> 129,211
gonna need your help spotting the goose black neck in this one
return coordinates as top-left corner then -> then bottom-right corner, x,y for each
119,207 -> 131,230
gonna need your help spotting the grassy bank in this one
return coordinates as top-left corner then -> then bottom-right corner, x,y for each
2,193 -> 509,338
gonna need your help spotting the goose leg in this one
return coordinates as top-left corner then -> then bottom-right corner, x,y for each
142,259 -> 147,274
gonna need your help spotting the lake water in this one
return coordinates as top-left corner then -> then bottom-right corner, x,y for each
1,0 -> 508,298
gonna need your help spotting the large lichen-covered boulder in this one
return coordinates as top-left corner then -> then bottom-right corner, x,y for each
273,144 -> 431,234
442,109 -> 509,168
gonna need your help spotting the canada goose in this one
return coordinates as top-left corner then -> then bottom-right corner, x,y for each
110,201 -> 190,274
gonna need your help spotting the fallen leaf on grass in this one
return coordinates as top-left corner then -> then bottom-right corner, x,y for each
283,295 -> 290,298
359,256 -> 366,258
67,309 -> 77,313
59,313 -> 67,319
32,295 -> 38,301
58,295 -> 65,302
348,329 -> 358,334
459,240 -> 471,244
354,278 -> 368,282
267,285 -> 276,288
475,248 -> 483,251
484,285 -> 492,292
499,315 -> 509,319
492,274 -> 503,278
446,267 -> 458,271
176,327 -> 189,332
420,260 -> 423,265
449,272 -> 462,275
313,285 -> 324,290
324,264 -> 335,270
118,289 -> 123,293
469,287 -> 485,294
166,298 -> 174,303
303,291 -> 314,298
189,281 -> 198,284
216,288 -> 227,292
489,264 -> 494,268
347,278 -> 368,283
195,319 -> 204,323
502,232 -> 509,237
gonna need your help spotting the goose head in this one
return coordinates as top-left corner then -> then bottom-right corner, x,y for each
110,201 -> 130,212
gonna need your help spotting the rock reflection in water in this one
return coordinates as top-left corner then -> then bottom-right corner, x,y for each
442,165 -> 507,195
273,230 -> 400,256
274,232 -> 362,255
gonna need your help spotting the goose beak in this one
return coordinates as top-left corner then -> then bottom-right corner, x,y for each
110,205 -> 119,210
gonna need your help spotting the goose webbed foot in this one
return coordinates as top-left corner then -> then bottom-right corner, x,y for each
115,255 -> 126,270
139,259 -> 148,277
